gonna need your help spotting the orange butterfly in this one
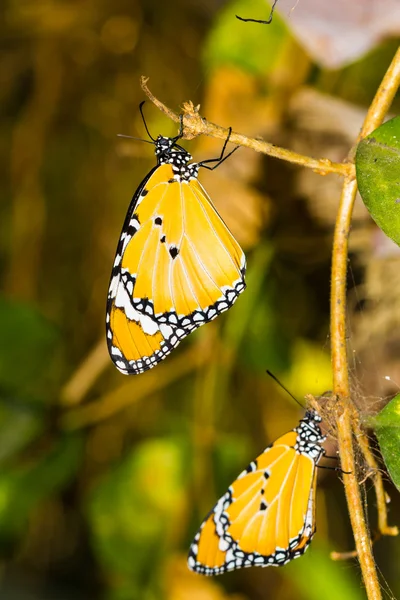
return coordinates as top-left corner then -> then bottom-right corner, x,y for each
106,104 -> 246,375
188,410 -> 326,575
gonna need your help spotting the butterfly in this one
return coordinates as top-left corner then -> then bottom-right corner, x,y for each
188,409 -> 326,575
106,103 -> 246,375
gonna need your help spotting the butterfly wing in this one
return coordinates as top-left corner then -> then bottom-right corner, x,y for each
188,508 -> 231,576
129,169 -> 246,327
107,162 -> 246,373
188,429 -> 320,575
106,289 -> 187,374
106,165 -> 188,374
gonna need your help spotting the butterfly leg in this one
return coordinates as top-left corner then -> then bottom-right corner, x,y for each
317,464 -> 352,475
236,0 -> 279,24
320,452 -> 351,475
174,114 -> 184,143
199,128 -> 239,171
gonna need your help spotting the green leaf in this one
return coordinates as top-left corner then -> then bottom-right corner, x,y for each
356,117 -> 400,247
371,393 -> 400,491
0,297 -> 58,392
203,0 -> 288,75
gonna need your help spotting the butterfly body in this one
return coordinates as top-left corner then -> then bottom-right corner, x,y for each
188,410 -> 325,575
107,134 -> 246,375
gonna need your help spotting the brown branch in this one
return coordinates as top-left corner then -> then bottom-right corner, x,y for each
335,397 -> 380,598
141,76 -> 350,176
330,45 -> 400,599
331,176 -> 357,396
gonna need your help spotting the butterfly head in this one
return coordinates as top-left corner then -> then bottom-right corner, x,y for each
155,135 -> 192,166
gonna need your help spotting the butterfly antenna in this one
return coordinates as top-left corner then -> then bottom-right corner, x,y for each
117,134 -> 154,144
266,369 -> 305,409
139,101 -> 156,142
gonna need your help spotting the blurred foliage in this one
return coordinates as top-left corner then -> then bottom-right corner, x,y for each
0,398 -> 44,464
1,0 -> 400,598
0,433 -> 82,542
0,297 -> 59,394
88,438 -> 188,600
286,544 -> 365,600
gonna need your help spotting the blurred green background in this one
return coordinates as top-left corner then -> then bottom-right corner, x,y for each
1,0 -> 400,598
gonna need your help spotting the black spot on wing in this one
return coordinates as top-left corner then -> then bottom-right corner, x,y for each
155,217 -> 162,226
169,246 -> 179,259
161,235 -> 166,243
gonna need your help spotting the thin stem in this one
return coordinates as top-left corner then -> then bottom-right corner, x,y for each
140,77 -> 349,176
331,175 -> 357,394
336,398 -> 381,599
330,45 -> 400,599
354,425 -> 398,538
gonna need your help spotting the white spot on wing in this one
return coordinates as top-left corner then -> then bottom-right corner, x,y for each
160,323 -> 173,339
129,217 -> 140,231
139,313 -> 159,335
122,234 -> 132,253
115,285 -> 140,322
219,538 -> 229,551
111,346 -> 123,357
109,274 -> 120,298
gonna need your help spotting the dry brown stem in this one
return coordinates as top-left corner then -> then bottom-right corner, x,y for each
354,423 -> 398,538
330,46 -> 400,599
140,76 -> 350,176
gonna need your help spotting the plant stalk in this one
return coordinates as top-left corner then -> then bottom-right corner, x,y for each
330,45 -> 400,599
